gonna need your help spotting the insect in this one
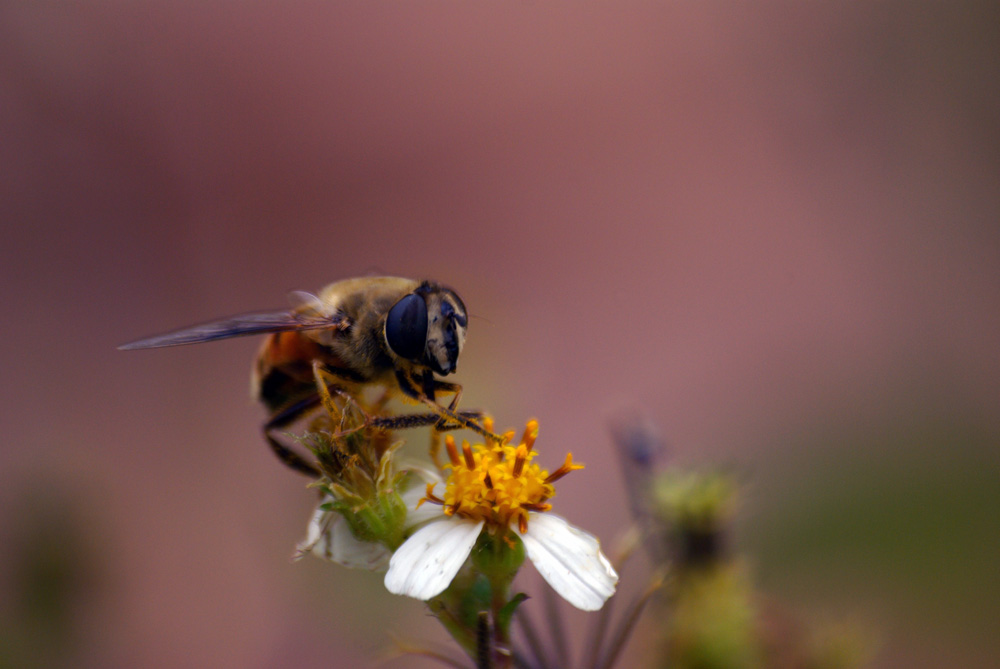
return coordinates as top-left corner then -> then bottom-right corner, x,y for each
119,276 -> 496,477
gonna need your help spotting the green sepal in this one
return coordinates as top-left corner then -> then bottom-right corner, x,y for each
374,488 -> 407,549
497,592 -> 529,633
327,482 -> 364,507
470,530 -> 526,579
375,440 -> 405,489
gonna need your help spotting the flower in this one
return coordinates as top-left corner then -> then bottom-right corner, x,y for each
294,467 -> 440,569
295,492 -> 394,569
292,399 -> 444,570
384,421 -> 618,611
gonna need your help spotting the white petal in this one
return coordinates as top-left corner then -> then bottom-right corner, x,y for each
401,488 -> 443,528
519,513 -> 618,611
397,464 -> 445,529
295,502 -> 390,571
384,518 -> 484,600
397,461 -> 442,487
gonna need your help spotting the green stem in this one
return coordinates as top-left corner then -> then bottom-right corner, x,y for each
486,539 -> 518,668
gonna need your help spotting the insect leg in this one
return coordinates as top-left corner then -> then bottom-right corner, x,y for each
395,371 -> 503,444
429,380 -> 467,427
310,361 -> 378,438
367,410 -> 486,430
263,395 -> 322,478
310,362 -> 482,436
425,380 -> 492,468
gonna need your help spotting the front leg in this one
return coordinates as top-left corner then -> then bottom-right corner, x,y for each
313,363 -> 484,441
396,370 -> 502,443
428,379 -> 463,427
423,379 -> 479,470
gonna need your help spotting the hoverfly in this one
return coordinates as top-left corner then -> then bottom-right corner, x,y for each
120,276 -> 495,477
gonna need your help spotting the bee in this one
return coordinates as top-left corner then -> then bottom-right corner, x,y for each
119,276 -> 495,477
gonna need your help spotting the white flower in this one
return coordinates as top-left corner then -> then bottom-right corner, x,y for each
295,464 -> 440,570
383,423 -> 618,611
385,511 -> 617,611
294,497 -> 392,569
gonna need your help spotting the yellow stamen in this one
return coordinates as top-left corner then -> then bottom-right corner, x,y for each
421,482 -> 445,506
545,452 -> 585,484
523,502 -> 552,512
521,419 -> 539,451
512,444 -> 528,478
438,421 -> 579,535
462,440 -> 476,470
445,435 -> 461,468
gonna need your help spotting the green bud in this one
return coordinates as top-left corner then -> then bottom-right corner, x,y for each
470,530 -> 526,582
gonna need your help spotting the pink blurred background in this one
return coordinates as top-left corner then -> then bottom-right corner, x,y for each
2,3 -> 998,667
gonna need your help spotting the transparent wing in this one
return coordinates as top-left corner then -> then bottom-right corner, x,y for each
118,309 -> 346,350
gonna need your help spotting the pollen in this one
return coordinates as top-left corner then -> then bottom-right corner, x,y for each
429,421 -> 583,534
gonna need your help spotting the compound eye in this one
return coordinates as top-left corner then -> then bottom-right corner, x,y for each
385,293 -> 428,361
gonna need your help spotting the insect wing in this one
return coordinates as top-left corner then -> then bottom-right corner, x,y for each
118,310 -> 345,350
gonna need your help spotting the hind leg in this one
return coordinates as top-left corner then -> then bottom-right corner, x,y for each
263,395 -> 323,477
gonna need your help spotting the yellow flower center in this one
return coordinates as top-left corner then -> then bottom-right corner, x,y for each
424,420 -> 584,534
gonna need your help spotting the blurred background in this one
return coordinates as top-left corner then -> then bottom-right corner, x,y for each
2,3 -> 998,667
